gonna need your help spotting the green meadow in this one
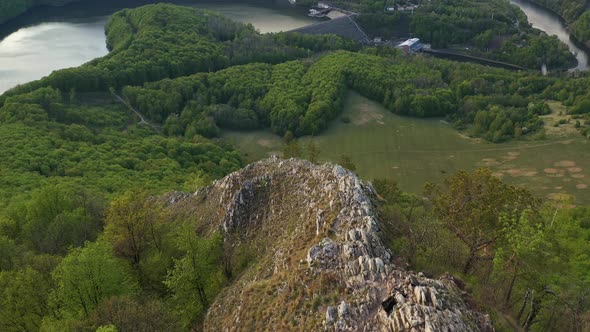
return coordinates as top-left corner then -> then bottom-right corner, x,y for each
223,91 -> 590,204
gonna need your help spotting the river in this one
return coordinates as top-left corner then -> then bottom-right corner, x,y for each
511,0 -> 589,71
1,0 -> 588,94
0,0 -> 318,93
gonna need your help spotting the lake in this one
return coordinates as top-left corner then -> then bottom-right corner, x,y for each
0,0 -> 319,93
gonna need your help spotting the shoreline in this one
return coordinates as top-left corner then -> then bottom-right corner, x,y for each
513,0 -> 590,71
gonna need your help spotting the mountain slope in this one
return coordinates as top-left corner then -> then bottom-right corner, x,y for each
165,157 -> 493,331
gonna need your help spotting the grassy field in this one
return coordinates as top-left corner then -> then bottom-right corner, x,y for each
222,91 -> 590,204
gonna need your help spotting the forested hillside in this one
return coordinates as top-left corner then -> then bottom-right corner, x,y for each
1,3 -> 590,331
123,50 -> 556,142
2,4 -> 357,97
410,0 -> 576,69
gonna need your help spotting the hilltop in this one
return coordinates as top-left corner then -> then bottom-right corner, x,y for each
163,157 -> 492,331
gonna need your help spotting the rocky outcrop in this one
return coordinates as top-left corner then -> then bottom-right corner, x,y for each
167,157 -> 493,331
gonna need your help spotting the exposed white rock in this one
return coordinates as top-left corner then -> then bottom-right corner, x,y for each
169,157 -> 493,331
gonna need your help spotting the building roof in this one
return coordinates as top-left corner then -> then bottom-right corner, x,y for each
399,38 -> 420,47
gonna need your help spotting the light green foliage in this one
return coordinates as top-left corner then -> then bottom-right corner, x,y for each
18,184 -> 105,255
0,94 -> 243,214
50,240 -> 138,319
493,212 -> 552,303
0,268 -> 51,331
165,230 -> 226,328
1,3 -> 590,330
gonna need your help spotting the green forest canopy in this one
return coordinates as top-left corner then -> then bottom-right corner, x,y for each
1,3 -> 590,331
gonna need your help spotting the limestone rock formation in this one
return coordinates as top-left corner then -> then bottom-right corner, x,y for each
166,157 -> 493,331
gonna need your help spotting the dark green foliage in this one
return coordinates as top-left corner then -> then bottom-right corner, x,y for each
210,104 -> 259,130
338,155 -> 357,172
355,13 -> 406,39
129,50 -> 549,141
570,99 -> 590,114
409,0 -> 576,69
2,4 -> 359,98
571,11 -> 590,46
530,0 -> 586,21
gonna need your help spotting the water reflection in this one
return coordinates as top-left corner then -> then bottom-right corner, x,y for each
511,0 -> 589,71
0,20 -> 109,93
0,0 -> 318,93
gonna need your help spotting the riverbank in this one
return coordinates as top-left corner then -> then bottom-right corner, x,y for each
515,0 -> 590,59
511,0 -> 589,71
0,1 -> 319,93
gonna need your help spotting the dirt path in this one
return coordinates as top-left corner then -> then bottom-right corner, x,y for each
111,91 -> 162,133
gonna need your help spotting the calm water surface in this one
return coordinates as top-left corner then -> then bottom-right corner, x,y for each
511,0 -> 589,71
0,0 -> 318,93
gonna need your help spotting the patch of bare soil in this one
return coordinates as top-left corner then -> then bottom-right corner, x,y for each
541,101 -> 581,138
257,139 -> 276,148
547,192 -> 575,201
479,158 -> 501,167
554,160 -> 576,167
352,100 -> 384,125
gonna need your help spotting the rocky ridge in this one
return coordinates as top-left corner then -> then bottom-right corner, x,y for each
167,157 -> 493,331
